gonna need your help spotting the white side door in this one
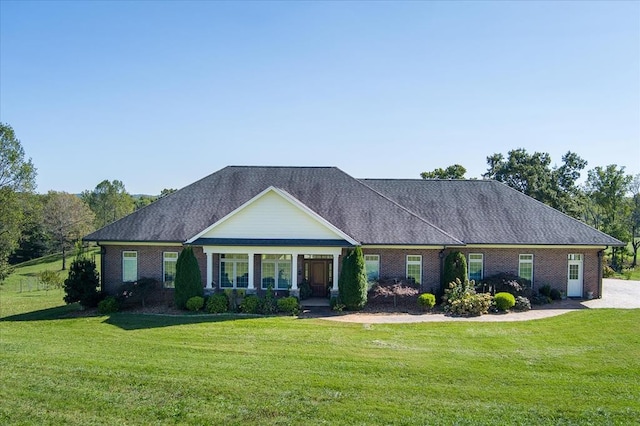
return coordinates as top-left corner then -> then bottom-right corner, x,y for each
567,254 -> 583,297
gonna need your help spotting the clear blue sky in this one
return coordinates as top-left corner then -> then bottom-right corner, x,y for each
1,1 -> 638,195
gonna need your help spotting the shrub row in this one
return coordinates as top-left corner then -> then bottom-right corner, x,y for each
201,291 -> 300,316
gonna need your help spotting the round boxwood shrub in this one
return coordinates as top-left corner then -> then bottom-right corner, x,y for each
417,293 -> 436,310
494,292 -> 516,311
277,296 -> 300,315
98,296 -> 119,314
186,296 -> 205,311
240,294 -> 260,314
206,293 -> 229,313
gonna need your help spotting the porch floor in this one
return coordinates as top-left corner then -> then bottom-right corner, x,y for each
300,297 -> 330,307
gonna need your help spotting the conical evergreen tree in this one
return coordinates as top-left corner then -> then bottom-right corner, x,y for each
174,247 -> 203,309
338,246 -> 368,310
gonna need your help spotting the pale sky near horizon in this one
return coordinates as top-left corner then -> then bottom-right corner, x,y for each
1,1 -> 638,195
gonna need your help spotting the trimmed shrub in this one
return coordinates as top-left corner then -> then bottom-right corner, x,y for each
443,278 -> 492,316
417,293 -> 436,310
549,288 -> 562,301
299,279 -> 312,300
174,247 -> 203,310
538,284 -> 551,297
206,293 -> 229,313
338,246 -> 368,310
63,257 -> 101,308
97,296 -> 119,314
514,296 -> 531,311
117,277 -> 160,309
494,292 -> 516,311
260,285 -> 277,314
479,273 -> 531,297
186,296 -> 204,311
240,294 -> 260,314
442,251 -> 467,294
277,296 -> 300,315
531,294 -> 551,305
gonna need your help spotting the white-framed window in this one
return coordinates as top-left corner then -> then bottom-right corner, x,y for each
261,254 -> 292,290
122,251 -> 138,282
519,254 -> 534,283
468,253 -> 484,282
364,254 -> 380,283
406,255 -> 422,285
163,252 -> 178,288
220,254 -> 249,289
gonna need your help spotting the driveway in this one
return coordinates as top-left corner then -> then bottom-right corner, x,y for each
315,279 -> 640,324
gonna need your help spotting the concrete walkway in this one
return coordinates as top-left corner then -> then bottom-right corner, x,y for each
314,279 -> 639,324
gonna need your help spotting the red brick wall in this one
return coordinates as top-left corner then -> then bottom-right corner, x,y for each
361,248 -> 441,293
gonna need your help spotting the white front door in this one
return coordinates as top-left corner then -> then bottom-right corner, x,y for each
567,254 -> 583,297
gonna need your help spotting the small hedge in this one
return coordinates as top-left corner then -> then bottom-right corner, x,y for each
97,296 -> 119,314
417,293 -> 436,310
186,296 -> 205,311
206,293 -> 229,313
494,292 -> 516,311
549,288 -> 562,301
240,294 -> 260,314
277,296 -> 300,315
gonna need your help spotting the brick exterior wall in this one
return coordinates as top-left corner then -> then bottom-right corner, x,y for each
101,245 -> 603,299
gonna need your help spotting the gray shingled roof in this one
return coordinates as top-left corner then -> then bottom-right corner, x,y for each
84,166 -> 622,247
361,178 -> 623,246
84,166 -> 462,245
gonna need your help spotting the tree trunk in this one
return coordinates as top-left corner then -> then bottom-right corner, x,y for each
62,245 -> 66,270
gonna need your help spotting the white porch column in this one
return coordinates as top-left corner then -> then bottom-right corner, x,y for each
332,254 -> 339,291
291,253 -> 298,290
247,252 -> 255,290
206,252 -> 213,289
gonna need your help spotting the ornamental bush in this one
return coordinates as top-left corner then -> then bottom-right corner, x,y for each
206,293 -> 229,313
260,284 -> 277,314
240,294 -> 260,314
494,292 -> 516,311
417,293 -> 436,310
186,296 -> 204,311
97,296 -> 119,314
538,284 -> 551,297
549,288 -> 562,301
442,251 -> 467,294
174,247 -> 203,310
63,257 -> 102,308
443,278 -> 492,316
277,296 -> 300,315
338,246 -> 368,310
514,296 -> 531,311
479,273 -> 531,297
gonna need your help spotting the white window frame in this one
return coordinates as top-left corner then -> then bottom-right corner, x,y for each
261,254 -> 292,290
364,254 -> 380,283
122,251 -> 138,282
163,251 -> 178,288
220,254 -> 249,289
468,253 -> 484,282
406,255 -> 422,285
518,254 -> 534,283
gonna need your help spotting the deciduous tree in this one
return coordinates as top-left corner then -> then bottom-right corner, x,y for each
421,164 -> 467,179
81,180 -> 134,228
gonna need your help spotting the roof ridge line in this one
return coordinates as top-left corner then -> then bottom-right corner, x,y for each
349,175 -> 465,245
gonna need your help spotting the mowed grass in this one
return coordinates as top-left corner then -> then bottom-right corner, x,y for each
1,260 -> 639,425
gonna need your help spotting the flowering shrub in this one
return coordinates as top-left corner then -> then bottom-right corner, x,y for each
186,296 -> 204,312
494,292 -> 516,311
443,278 -> 492,316
478,273 -> 531,297
514,296 -> 531,311
417,293 -> 436,310
116,277 -> 159,309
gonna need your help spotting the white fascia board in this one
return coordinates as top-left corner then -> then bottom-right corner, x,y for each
203,246 -> 343,256
186,186 -> 359,245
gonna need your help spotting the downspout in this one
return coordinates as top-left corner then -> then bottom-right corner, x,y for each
598,248 -> 605,299
439,247 -> 446,297
98,242 -> 106,293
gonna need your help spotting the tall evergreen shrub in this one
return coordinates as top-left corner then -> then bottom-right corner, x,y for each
338,246 -> 368,310
174,247 -> 203,309
63,257 -> 101,308
442,251 -> 467,291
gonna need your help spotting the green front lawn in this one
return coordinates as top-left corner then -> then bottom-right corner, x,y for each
1,262 -> 639,425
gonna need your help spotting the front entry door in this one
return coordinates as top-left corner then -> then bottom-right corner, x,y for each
567,254 -> 583,297
310,261 -> 327,297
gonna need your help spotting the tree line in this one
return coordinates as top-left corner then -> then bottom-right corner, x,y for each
0,123 -> 176,280
421,149 -> 640,270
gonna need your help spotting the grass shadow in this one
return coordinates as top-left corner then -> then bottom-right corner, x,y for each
0,304 -> 82,322
103,312 -> 263,330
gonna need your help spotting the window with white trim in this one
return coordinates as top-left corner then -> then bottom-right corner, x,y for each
518,254 -> 533,283
122,251 -> 138,282
220,254 -> 249,289
163,252 -> 178,288
406,255 -> 422,285
364,254 -> 380,283
468,253 -> 483,282
261,254 -> 292,290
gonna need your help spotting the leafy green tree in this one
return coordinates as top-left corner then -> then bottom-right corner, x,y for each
134,195 -> 156,210
586,165 -> 633,270
442,251 -> 467,293
630,174 -> 640,267
338,246 -> 368,310
421,164 -> 467,179
484,149 -> 586,218
8,193 -> 50,264
159,188 -> 177,198
81,180 -> 134,228
173,247 -> 203,309
43,191 -> 95,270
63,256 -> 101,308
0,123 -> 37,282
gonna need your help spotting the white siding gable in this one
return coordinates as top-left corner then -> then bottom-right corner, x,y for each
198,189 -> 346,240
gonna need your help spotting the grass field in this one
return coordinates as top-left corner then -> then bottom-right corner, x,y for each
1,258 -> 639,425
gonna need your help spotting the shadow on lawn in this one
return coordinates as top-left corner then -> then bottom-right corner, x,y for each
0,304 -> 82,322
103,312 -> 262,330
